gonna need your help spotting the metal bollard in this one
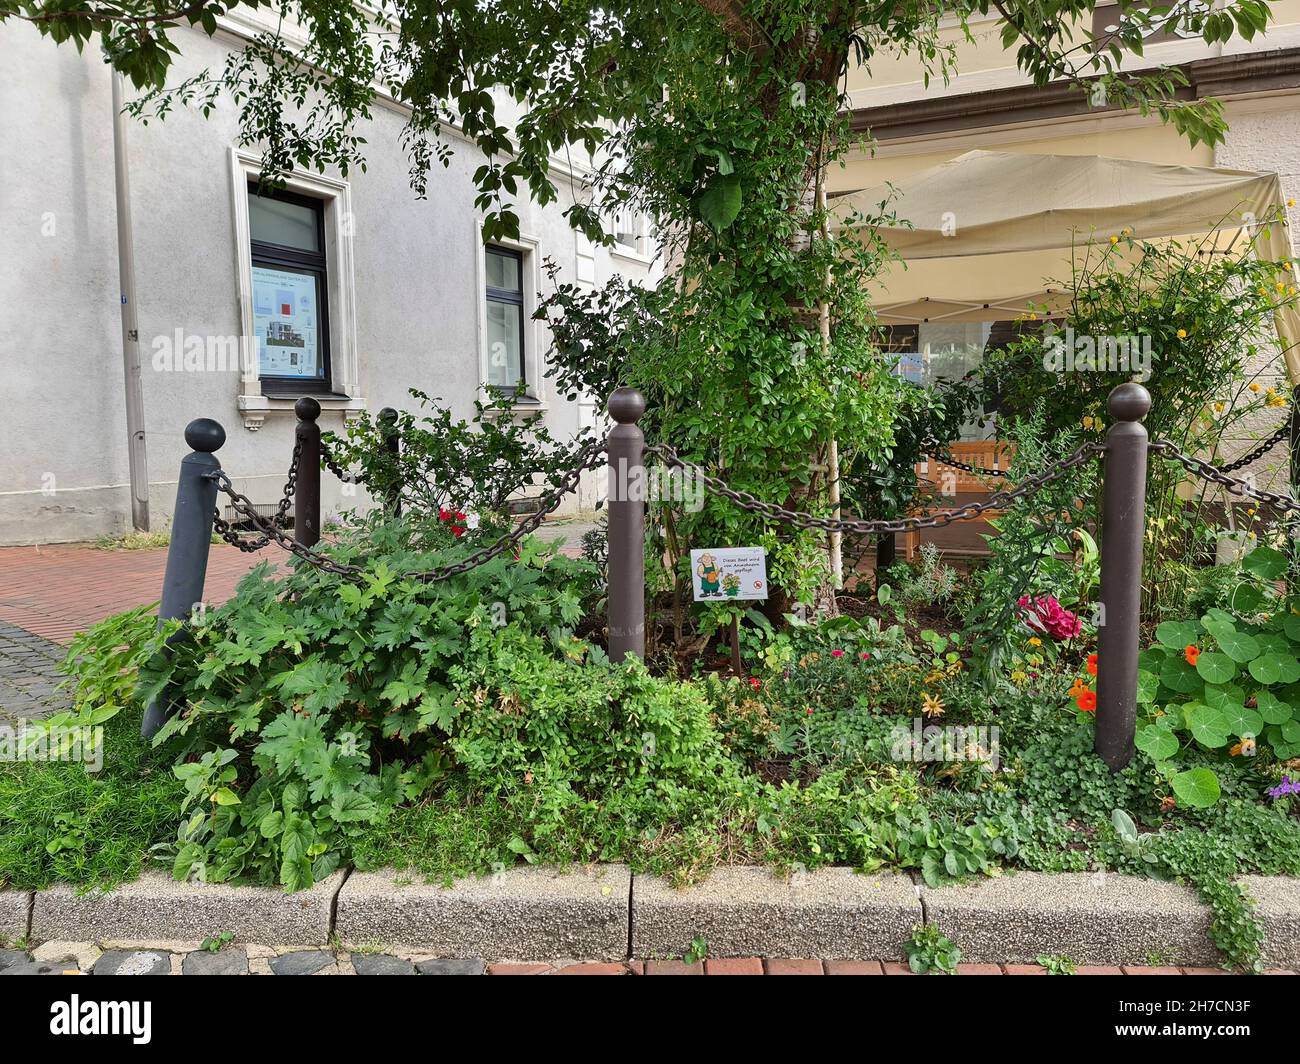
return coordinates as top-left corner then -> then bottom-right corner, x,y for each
1094,382 -> 1151,770
294,397 -> 321,548
606,387 -> 646,663
141,418 -> 224,739
379,406 -> 401,516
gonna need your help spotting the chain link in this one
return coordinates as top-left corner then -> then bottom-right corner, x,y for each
207,438 -> 608,579
645,441 -> 1104,534
929,451 -> 1010,478
1150,439 -> 1300,517
1211,417 -> 1293,474
212,436 -> 303,552
320,438 -> 368,485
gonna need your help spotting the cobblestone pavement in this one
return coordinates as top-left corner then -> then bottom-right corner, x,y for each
0,946 -> 1288,975
0,620 -> 70,723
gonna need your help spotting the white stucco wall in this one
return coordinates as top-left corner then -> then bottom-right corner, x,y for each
0,21 -> 657,544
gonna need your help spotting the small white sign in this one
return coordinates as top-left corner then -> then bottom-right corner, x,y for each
690,547 -> 768,601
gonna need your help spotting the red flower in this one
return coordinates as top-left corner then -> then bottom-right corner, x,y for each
805,708 -> 814,716
859,652 -> 870,661
1076,690 -> 1097,712
455,511 -> 466,520
748,677 -> 761,690
438,508 -> 451,521
1086,653 -> 1098,676
831,649 -> 844,658
1184,645 -> 1200,666
451,526 -> 465,537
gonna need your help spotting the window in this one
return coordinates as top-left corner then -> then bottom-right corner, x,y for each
485,245 -> 526,391
248,183 -> 331,393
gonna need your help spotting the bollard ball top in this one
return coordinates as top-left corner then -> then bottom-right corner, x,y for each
608,387 -> 646,424
185,418 -> 226,453
295,396 -> 322,421
1107,382 -> 1151,423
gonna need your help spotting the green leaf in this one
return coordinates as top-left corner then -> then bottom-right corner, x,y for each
1256,689 -> 1294,726
1195,651 -> 1236,684
1218,703 -> 1263,739
1135,722 -> 1179,761
1156,620 -> 1198,649
1171,767 -> 1221,808
1243,546 -> 1288,580
1160,656 -> 1203,695
697,173 -> 742,231
1137,669 -> 1159,704
1187,703 -> 1230,748
1207,626 -> 1259,663
210,787 -> 241,806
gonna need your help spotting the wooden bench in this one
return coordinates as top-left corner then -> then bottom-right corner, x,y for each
903,441 -> 1015,559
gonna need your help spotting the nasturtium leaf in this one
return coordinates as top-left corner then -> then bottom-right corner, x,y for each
1204,682 -> 1245,712
1160,656 -> 1203,694
1283,720 -> 1300,744
1243,545 -> 1288,580
1218,703 -> 1264,739
1231,583 -> 1268,615
1195,651 -> 1236,685
1136,722 -> 1179,761
1278,655 -> 1300,684
1171,767 -> 1222,808
1255,632 -> 1291,655
1249,653 -> 1286,685
1137,669 -> 1159,704
1284,612 -> 1300,642
1256,689 -> 1294,726
1208,627 -> 1260,663
1187,703 -> 1230,748
1156,620 -> 1199,649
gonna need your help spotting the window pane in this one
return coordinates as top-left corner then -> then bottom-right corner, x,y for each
251,264 -> 324,379
486,300 -> 523,386
249,191 -> 320,253
486,247 -> 521,292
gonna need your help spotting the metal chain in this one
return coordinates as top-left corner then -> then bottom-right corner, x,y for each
211,437 -> 303,552
645,440 -> 1105,534
1211,417 -> 1293,474
1150,439 -> 1300,516
206,438 -> 608,579
320,438 -> 368,485
929,451 -> 1010,478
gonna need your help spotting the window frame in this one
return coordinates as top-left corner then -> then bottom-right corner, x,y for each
247,181 -> 333,395
484,244 -> 528,394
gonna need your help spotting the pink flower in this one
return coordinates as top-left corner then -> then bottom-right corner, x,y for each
1017,594 -> 1081,641
831,649 -> 844,658
859,652 -> 870,660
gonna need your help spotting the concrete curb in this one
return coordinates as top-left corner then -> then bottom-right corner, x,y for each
29,871 -> 343,947
920,872 -> 1218,966
0,890 -> 31,944
631,867 -> 921,959
9,867 -> 1300,966
336,865 -> 631,959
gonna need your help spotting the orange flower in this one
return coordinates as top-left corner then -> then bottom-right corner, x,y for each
1184,645 -> 1200,666
1076,690 -> 1097,712
1086,653 -> 1098,676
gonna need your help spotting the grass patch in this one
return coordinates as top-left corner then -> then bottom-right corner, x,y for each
0,712 -> 186,891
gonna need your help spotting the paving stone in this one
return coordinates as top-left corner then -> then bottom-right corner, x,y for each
0,949 -> 29,973
182,948 -> 249,976
550,962 -> 629,975
766,958 -> 823,975
93,950 -> 171,976
1180,967 -> 1227,975
632,867 -> 919,960
1121,966 -> 1183,975
1003,964 -> 1047,975
351,954 -> 416,975
415,958 -> 485,976
337,865 -> 629,959
33,870 -> 342,946
269,951 -> 335,976
644,960 -> 703,975
0,956 -> 83,976
882,962 -> 914,975
704,957 -> 764,975
956,964 -> 1004,975
824,960 -> 884,975
487,963 -> 552,976
921,872 -> 1219,966
1076,967 -> 1125,975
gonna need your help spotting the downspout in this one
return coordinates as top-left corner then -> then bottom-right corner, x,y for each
112,70 -> 150,531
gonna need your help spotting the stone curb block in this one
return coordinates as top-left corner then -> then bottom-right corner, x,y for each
921,872 -> 1219,966
31,871 -> 342,947
631,867 -> 920,959
1239,875 -> 1300,969
0,891 -> 31,944
336,865 -> 630,960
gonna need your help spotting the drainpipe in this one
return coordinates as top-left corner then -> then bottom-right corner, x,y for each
112,70 -> 150,531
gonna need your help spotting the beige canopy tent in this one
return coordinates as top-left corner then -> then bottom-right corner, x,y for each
831,150 -> 1300,380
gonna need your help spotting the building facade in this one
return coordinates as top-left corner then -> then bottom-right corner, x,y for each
0,12 -> 658,544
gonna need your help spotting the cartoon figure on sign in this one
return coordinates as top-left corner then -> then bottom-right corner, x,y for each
697,553 -> 722,596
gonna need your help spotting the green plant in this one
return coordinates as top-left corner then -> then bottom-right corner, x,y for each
905,925 -> 961,975
1037,954 -> 1076,975
685,936 -> 709,965
201,931 -> 236,953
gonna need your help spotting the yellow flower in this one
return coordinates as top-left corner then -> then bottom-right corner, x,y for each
1010,670 -> 1028,685
1290,199 -> 1296,207
1259,287 -> 1269,296
1177,328 -> 1187,339
921,693 -> 945,719
1214,402 -> 1224,412
1250,382 -> 1262,392
1082,415 -> 1095,429
1109,235 -> 1119,245
1121,227 -> 1132,236
1027,637 -> 1042,647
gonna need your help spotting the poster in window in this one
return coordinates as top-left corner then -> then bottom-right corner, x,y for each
252,265 -> 320,378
